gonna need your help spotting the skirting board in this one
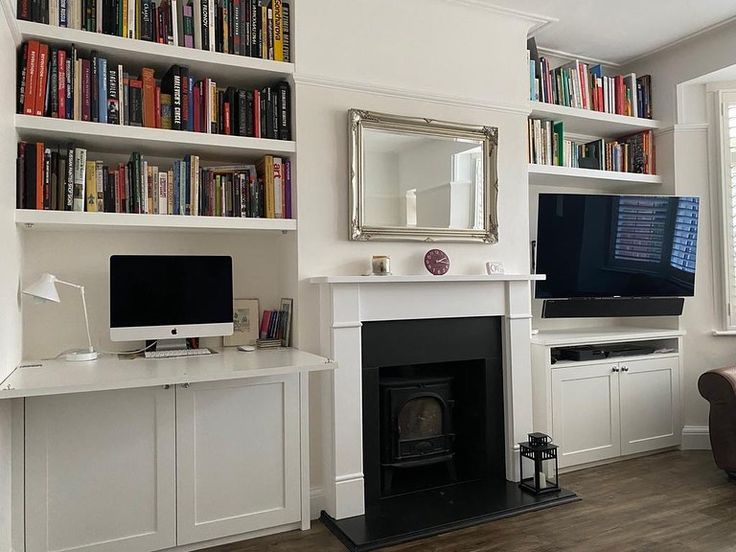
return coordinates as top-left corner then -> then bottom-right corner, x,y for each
310,487 -> 326,520
682,426 -> 711,450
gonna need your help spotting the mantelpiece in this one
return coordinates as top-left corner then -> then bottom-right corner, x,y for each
311,273 -> 543,519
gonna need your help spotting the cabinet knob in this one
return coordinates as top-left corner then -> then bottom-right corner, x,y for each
621,366 -> 629,372
612,366 -> 619,372
182,383 -> 191,389
163,384 -> 170,390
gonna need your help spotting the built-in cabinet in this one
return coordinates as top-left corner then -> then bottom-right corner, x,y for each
532,328 -> 683,470
176,377 -> 301,545
3,349 -> 332,552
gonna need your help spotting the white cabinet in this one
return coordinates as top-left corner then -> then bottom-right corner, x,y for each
619,357 -> 680,455
551,362 -> 621,467
545,354 -> 680,469
24,387 -> 176,552
175,376 -> 301,544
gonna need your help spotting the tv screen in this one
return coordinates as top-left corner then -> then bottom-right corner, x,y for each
535,194 -> 699,299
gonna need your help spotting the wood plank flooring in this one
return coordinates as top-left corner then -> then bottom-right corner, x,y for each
204,450 -> 734,551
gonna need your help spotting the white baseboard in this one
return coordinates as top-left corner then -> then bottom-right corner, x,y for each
310,487 -> 325,520
682,425 -> 711,450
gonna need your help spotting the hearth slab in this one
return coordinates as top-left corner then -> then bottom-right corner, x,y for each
321,480 -> 579,551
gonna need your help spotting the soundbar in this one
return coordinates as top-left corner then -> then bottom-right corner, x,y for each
542,297 -> 685,319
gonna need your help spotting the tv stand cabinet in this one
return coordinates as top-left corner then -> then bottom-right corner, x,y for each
531,327 -> 684,470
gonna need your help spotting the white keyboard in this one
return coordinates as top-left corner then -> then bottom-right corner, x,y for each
144,348 -> 212,359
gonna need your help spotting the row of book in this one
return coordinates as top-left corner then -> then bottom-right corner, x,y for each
17,142 -> 293,218
258,303 -> 291,347
528,119 -> 655,174
527,42 -> 652,119
18,0 -> 291,62
17,40 -> 292,140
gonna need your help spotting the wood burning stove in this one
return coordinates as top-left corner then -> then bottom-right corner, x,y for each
379,375 -> 456,493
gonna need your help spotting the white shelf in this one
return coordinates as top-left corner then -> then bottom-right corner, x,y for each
16,209 -> 297,233
531,327 -> 685,346
530,101 -> 661,138
15,115 -> 296,160
16,20 -> 294,87
309,274 -> 546,284
0,348 -> 335,399
528,164 -> 662,187
551,352 -> 680,369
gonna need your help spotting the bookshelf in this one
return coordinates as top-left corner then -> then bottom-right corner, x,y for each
15,209 -> 297,232
15,20 -> 295,87
16,114 -> 297,159
530,101 -> 661,138
528,163 -> 663,187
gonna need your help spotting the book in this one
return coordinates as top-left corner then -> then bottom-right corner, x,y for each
73,147 -> 87,211
85,159 -> 97,211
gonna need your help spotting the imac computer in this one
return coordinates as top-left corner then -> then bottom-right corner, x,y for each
109,255 -> 234,353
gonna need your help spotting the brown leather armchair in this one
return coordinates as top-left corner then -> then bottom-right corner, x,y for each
698,367 -> 736,478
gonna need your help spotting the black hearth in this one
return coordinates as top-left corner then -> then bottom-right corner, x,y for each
321,317 -> 578,551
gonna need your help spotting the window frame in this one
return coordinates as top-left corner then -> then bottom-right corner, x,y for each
716,90 -> 736,330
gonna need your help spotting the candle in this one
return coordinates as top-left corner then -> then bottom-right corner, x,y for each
538,471 -> 547,488
372,256 -> 391,275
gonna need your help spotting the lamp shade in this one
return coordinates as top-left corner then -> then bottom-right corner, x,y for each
23,273 -> 60,303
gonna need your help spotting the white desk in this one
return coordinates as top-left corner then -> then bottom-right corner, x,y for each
5,348 -> 335,552
0,347 -> 334,399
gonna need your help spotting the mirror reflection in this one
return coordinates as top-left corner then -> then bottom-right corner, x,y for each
363,129 -> 485,230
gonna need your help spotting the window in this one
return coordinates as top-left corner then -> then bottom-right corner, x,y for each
717,91 -> 736,328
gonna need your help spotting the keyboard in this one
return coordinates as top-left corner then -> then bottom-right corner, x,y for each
144,348 -> 212,359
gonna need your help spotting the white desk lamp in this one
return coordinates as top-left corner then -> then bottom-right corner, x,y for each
23,273 -> 99,362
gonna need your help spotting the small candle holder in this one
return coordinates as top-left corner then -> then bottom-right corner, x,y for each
519,432 -> 560,495
371,256 -> 391,276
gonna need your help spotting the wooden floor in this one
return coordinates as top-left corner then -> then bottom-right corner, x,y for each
205,450 -> 735,551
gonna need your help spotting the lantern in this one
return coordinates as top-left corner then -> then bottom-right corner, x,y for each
519,432 -> 560,494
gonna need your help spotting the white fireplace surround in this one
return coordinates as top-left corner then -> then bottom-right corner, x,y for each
310,274 -> 544,520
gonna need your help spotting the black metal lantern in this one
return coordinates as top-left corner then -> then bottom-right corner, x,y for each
519,432 -> 560,495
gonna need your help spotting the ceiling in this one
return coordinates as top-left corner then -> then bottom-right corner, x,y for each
489,0 -> 736,65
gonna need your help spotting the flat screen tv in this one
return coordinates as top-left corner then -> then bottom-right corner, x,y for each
535,193 -> 699,299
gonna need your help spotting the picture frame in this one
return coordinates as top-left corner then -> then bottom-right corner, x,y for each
279,298 -> 294,347
224,298 -> 260,347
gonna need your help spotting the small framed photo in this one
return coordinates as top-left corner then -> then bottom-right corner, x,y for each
224,299 -> 260,347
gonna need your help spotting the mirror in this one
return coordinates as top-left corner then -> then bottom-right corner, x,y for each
349,109 -> 498,243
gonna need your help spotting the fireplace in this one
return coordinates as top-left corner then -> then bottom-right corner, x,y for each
362,317 -> 506,506
380,375 -> 456,494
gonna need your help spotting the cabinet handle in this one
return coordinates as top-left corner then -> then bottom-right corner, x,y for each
611,366 -> 619,372
163,384 -> 170,390
621,366 -> 629,372
182,382 -> 191,389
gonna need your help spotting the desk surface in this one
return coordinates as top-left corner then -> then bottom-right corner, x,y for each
0,348 -> 335,399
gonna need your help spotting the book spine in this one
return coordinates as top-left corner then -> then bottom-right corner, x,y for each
272,156 -> 282,218
107,67 -> 119,124
43,148 -> 51,210
17,43 -> 28,114
284,158 -> 291,219
141,67 -> 156,127
34,42 -> 49,116
81,58 -> 91,121
282,1 -> 289,62
73,147 -> 87,211
49,48 -> 58,117
271,0 -> 282,61
95,160 -> 104,211
98,57 -> 108,123
90,51 -> 98,121
85,159 -> 97,211
65,147 -> 74,210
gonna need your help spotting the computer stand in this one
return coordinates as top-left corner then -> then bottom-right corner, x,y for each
147,338 -> 189,352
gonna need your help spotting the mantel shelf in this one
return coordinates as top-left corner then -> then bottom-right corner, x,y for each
530,101 -> 662,138
16,20 -> 294,87
309,274 -> 546,285
528,164 -> 662,187
15,115 -> 296,160
16,210 -> 297,233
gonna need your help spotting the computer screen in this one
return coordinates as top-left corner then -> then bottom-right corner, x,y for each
109,255 -> 234,341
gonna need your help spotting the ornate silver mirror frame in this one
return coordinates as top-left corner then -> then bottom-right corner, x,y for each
349,109 -> 499,243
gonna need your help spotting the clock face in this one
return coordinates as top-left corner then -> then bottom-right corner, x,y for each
424,249 -> 450,275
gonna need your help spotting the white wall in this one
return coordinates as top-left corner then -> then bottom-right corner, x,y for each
0,5 -> 21,549
623,22 -> 736,435
294,0 -> 535,496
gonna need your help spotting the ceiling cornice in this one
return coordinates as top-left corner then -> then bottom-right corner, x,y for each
442,0 -> 558,34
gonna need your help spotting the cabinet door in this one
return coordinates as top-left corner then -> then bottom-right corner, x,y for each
619,356 -> 680,455
25,387 -> 176,552
551,363 -> 621,468
176,375 -> 301,545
